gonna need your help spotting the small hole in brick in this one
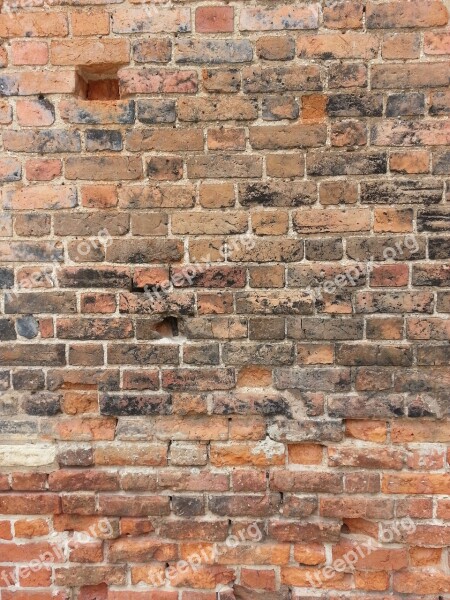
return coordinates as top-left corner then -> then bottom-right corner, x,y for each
77,65 -> 121,101
154,316 -> 179,338
87,79 -> 120,101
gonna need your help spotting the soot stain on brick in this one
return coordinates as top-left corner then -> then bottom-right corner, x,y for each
241,183 -> 278,206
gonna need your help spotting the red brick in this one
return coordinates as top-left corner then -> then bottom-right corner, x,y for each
367,0 -> 448,28
25,159 -> 62,182
71,9 -> 110,36
196,6 -> 234,33
50,39 -> 129,66
11,41 -> 48,66
240,5 -> 320,31
0,13 -> 68,37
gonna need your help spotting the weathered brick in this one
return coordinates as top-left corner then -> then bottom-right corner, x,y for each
256,36 -> 295,60
298,33 -> 378,59
372,63 -> 450,88
119,68 -> 197,95
126,128 -> 203,152
323,1 -> 364,29
262,96 -> 299,121
187,154 -> 262,178
382,33 -> 421,59
249,124 -> 326,149
50,39 -> 129,66
71,8 -> 110,36
207,127 -> 246,150
202,68 -> 241,92
366,0 -> 448,28
236,292 -> 312,315
112,7 -> 191,34
293,209 -> 371,234
243,65 -> 322,93
3,129 -> 79,153
372,121 -> 450,146
306,151 -> 386,176
240,181 -> 316,207
240,4 -> 320,31
16,70 -> 78,95
361,179 -> 443,205
329,63 -> 367,88
179,96 -> 257,121
196,6 -> 234,33
133,38 -> 172,63
0,13 -> 68,37
176,39 -> 253,64
65,157 -> 142,181
60,99 -> 135,125
136,99 -> 175,124
11,41 -> 49,66
274,368 -> 351,391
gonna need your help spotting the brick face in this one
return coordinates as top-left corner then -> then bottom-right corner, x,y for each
0,0 -> 449,597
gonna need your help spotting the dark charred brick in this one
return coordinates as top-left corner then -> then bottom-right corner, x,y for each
172,496 -> 205,517
137,99 -> 176,124
433,150 -> 450,175
328,394 -> 404,418
86,129 -> 123,152
305,238 -> 344,261
183,343 -> 220,365
0,319 -> 16,341
58,267 -> 131,289
239,181 -> 316,207
5,292 -> 77,314
327,93 -> 383,117
306,151 -> 387,176
0,268 -> 14,289
361,180 -> 443,205
12,369 -> 45,391
100,394 -> 172,416
249,317 -> 285,341
209,494 -> 281,517
23,392 -> 62,416
429,237 -> 450,260
386,93 -> 425,117
418,209 -> 450,232
57,445 -> 94,468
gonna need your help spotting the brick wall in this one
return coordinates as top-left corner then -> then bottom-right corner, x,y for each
0,0 -> 450,598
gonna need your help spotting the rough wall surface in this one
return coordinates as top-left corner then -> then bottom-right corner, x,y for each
0,0 -> 450,598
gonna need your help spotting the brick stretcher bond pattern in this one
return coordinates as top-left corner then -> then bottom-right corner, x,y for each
0,0 -> 450,598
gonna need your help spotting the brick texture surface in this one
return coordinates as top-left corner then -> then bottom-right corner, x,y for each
0,0 -> 450,597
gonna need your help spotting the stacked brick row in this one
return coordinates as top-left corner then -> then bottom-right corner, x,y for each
0,0 -> 449,598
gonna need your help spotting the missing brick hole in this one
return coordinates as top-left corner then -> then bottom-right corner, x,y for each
340,523 -> 350,535
76,65 -> 121,101
154,316 -> 179,338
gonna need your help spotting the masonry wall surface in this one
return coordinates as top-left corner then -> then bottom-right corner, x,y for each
0,0 -> 450,598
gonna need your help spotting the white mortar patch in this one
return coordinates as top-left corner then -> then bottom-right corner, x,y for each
0,444 -> 56,467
